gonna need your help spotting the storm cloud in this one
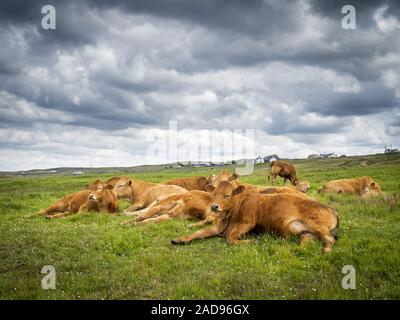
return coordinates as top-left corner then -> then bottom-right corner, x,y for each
0,0 -> 399,171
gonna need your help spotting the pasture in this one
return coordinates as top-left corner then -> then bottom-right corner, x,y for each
1,154 -> 399,299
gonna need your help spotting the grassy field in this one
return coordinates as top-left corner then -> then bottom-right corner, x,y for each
1,154 -> 400,299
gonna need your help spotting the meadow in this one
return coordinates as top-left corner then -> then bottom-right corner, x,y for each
0,154 -> 399,299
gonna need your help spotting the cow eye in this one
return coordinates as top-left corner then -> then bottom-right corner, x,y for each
224,195 -> 230,199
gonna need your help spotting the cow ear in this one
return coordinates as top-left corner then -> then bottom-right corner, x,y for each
204,184 -> 215,192
128,180 -> 132,186
85,183 -> 90,190
229,173 -> 239,181
105,184 -> 114,190
370,182 -> 376,187
199,177 -> 208,184
232,185 -> 245,196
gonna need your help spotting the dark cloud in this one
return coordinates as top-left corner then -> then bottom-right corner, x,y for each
0,0 -> 399,170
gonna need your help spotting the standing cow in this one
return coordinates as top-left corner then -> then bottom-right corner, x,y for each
268,160 -> 298,186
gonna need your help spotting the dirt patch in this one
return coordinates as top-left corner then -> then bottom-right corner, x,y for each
360,160 -> 369,167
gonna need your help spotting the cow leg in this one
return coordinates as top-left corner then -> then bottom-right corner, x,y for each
271,174 -> 276,186
188,215 -> 215,228
299,233 -> 317,247
25,200 -> 69,218
226,222 -> 255,244
135,201 -> 179,222
134,214 -> 171,226
316,229 -> 336,253
123,203 -> 145,214
78,203 -> 89,213
46,211 -> 75,219
171,225 -> 220,245
304,223 -> 335,253
283,177 -> 287,185
287,220 -> 315,247
24,211 -> 46,218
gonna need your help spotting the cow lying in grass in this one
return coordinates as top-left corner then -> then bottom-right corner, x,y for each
119,171 -> 243,226
172,180 -> 339,253
120,190 -> 214,227
318,176 -> 381,197
114,176 -> 187,213
260,181 -> 311,196
207,173 -> 311,196
123,173 -> 312,227
25,180 -> 119,219
164,175 -> 215,191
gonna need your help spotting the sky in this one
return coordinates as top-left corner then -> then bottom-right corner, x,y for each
0,0 -> 399,171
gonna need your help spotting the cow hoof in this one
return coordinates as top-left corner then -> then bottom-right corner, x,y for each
323,247 -> 332,253
171,239 -> 185,245
45,215 -> 52,220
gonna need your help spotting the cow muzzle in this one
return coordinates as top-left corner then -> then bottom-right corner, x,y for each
211,204 -> 222,213
88,194 -> 97,201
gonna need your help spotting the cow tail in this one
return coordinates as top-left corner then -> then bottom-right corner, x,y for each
330,211 -> 340,240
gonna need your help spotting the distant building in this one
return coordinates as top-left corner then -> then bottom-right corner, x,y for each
320,153 -> 337,159
254,154 -> 280,164
385,145 -> 399,154
72,171 -> 84,175
307,153 -> 337,159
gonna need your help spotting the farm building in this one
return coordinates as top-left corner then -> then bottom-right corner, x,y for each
254,154 -> 280,164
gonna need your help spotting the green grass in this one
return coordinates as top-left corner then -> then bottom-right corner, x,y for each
1,154 -> 400,299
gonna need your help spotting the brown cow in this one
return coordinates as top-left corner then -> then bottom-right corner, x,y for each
206,174 -> 310,196
164,175 -> 214,191
113,176 -> 187,213
120,190 -> 214,227
268,160 -> 298,186
87,184 -> 119,214
26,183 -> 119,219
24,179 -> 105,218
260,181 -> 311,195
318,176 -> 381,197
172,180 -> 339,253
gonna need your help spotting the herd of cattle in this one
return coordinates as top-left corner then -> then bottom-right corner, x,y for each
26,160 -> 382,253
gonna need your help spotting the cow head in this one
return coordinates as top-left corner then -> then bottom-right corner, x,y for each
85,179 -> 104,191
88,183 -> 112,200
210,181 -> 245,214
211,171 -> 239,187
197,176 -> 211,191
88,184 -> 118,211
298,181 -> 311,193
362,177 -> 382,197
113,177 -> 134,201
291,175 -> 299,186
